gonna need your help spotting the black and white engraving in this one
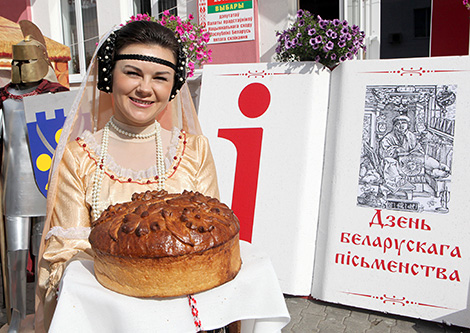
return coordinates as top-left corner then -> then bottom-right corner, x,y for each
357,85 -> 455,213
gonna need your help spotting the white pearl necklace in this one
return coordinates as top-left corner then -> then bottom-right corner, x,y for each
91,118 -> 166,220
109,117 -> 157,139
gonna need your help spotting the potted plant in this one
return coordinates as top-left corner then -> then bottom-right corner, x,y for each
275,10 -> 366,70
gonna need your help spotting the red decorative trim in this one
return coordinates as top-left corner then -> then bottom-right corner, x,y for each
167,130 -> 187,179
342,291 -> 457,310
219,70 -> 293,78
187,294 -> 203,332
75,130 -> 187,184
360,67 -> 469,76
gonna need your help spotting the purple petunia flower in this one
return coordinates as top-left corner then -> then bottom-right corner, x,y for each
342,20 -> 348,26
298,19 -> 305,27
308,28 -> 316,36
331,53 -> 337,60
325,41 -> 334,51
346,52 -> 353,59
314,55 -> 321,62
339,55 -> 346,62
315,35 -> 323,44
312,42 -> 320,50
285,40 -> 293,49
341,27 -> 349,34
338,41 -> 346,48
309,38 -> 316,46
297,9 -> 304,18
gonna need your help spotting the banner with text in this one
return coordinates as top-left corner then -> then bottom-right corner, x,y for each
312,56 -> 470,328
198,0 -> 255,44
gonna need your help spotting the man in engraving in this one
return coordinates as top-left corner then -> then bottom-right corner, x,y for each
380,115 -> 423,159
379,115 -> 450,197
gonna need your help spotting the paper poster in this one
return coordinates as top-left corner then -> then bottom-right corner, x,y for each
198,62 -> 330,295
198,0 -> 255,44
312,57 -> 470,327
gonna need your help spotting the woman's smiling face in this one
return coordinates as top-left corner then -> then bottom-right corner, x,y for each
112,43 -> 175,127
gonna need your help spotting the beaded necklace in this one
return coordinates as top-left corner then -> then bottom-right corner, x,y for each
91,116 -> 166,220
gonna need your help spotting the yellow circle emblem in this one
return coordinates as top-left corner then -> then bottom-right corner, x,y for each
36,154 -> 52,172
55,129 -> 62,144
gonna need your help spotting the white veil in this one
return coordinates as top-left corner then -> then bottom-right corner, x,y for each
35,25 -> 203,332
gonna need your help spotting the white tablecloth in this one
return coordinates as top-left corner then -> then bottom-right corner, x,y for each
49,241 -> 290,333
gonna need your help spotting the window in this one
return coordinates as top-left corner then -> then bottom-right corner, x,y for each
134,0 -> 152,15
157,0 -> 177,17
61,0 -> 99,81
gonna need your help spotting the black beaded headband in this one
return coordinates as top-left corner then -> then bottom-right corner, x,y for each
114,54 -> 177,71
97,30 -> 187,101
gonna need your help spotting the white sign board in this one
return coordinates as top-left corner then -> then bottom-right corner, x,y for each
312,56 -> 470,328
198,62 -> 330,295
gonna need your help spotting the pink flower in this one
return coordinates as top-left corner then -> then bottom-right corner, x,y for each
189,14 -> 194,20
163,10 -> 170,16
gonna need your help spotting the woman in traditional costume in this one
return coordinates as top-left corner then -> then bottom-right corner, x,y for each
35,20 -> 219,332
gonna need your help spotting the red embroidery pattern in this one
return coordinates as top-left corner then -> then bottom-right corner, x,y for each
187,294 -> 203,332
75,130 -> 187,184
342,291 -> 456,310
361,67 -> 468,76
219,70 -> 293,78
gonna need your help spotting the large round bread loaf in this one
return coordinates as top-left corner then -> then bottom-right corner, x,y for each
89,189 -> 241,297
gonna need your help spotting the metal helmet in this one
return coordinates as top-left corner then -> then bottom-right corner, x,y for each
11,35 -> 50,84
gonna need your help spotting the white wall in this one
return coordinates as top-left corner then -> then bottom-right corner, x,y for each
30,0 -> 63,42
96,0 -> 131,35
258,0 -> 298,62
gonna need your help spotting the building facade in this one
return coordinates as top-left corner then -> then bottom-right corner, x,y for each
0,0 -> 468,87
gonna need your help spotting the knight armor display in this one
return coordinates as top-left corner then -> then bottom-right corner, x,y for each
0,28 -> 68,332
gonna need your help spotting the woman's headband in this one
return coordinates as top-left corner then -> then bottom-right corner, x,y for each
114,54 -> 177,71
97,30 -> 187,101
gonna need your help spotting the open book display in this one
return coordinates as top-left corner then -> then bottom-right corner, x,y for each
198,57 -> 470,328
